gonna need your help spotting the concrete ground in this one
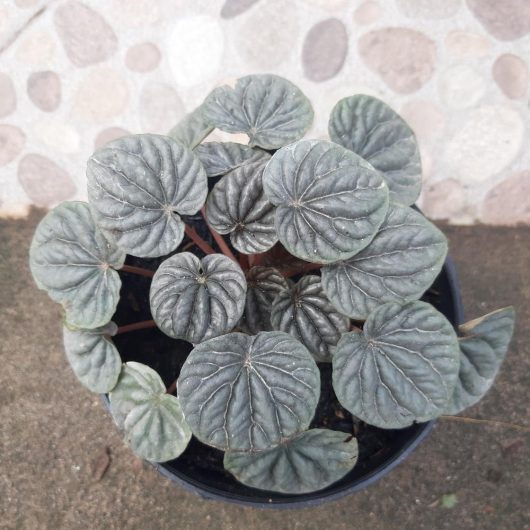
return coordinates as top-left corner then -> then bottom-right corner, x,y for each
1,210 -> 528,530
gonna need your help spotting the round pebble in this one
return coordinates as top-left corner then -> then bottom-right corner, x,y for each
400,100 -> 445,143
445,30 -> 491,58
492,54 -> 529,99
467,0 -> 530,41
34,119 -> 80,154
396,0 -> 461,19
438,64 -> 485,109
0,73 -> 16,118
15,30 -> 55,66
0,125 -> 25,166
353,1 -> 383,25
95,127 -> 130,150
221,0 -> 259,18
421,179 -> 466,220
139,83 -> 185,134
125,42 -> 161,73
27,71 -> 61,112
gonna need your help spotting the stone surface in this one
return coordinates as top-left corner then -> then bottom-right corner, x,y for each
14,0 -> 39,6
0,125 -> 25,166
397,0 -> 461,19
125,42 -> 161,73
492,54 -> 529,99
27,71 -> 61,112
73,69 -> 128,122
358,28 -> 437,93
139,83 -> 185,134
168,15 -> 224,87
54,1 -> 118,67
466,0 -> 530,41
2,212 -> 529,529
481,171 -> 530,225
445,105 -> 524,184
0,73 -> 16,118
17,155 -> 76,206
421,179 -> 466,221
113,0 -> 160,27
220,0 -> 260,18
445,30 -> 492,58
303,0 -> 348,8
302,18 -> 348,82
400,100 -> 445,143
14,30 -> 56,66
34,119 -> 80,154
353,1 -> 383,25
439,64 -> 485,109
94,127 -> 130,150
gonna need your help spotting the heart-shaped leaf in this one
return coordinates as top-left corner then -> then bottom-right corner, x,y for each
29,202 -> 125,329
149,252 -> 247,343
87,134 -> 207,258
177,331 -> 320,452
168,103 -> 214,149
224,428 -> 358,494
110,362 -> 192,462
271,275 -> 350,362
239,266 -> 290,334
205,160 -> 278,254
321,205 -> 448,320
63,322 -> 121,393
445,307 -> 515,415
202,74 -> 314,149
194,142 -> 270,177
329,95 -> 422,205
333,301 -> 460,429
262,140 -> 389,264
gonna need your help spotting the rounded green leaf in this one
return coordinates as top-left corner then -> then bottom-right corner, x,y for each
167,102 -> 213,149
271,275 -> 350,362
29,201 -> 125,329
202,74 -> 314,149
239,266 -> 290,334
63,322 -> 121,393
110,362 -> 191,462
329,95 -> 422,205
194,142 -> 270,177
445,307 -> 515,415
177,331 -> 320,452
149,252 -> 247,343
321,205 -> 448,320
205,160 -> 278,254
262,139 -> 389,264
224,429 -> 358,494
333,301 -> 460,429
87,134 -> 207,258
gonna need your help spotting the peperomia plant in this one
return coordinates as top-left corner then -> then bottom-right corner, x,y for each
30,74 -> 515,495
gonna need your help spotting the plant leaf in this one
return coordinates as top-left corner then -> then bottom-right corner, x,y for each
271,275 -> 350,362
202,74 -> 314,149
177,331 -> 320,452
168,102 -> 213,149
149,252 -> 247,343
321,204 -> 448,320
29,201 -> 125,329
328,95 -> 422,205
445,307 -> 515,415
224,428 -> 358,494
239,266 -> 290,334
333,301 -> 460,429
87,134 -> 207,258
63,322 -> 121,393
110,362 -> 191,462
194,142 -> 270,177
262,139 -> 389,264
205,160 -> 278,254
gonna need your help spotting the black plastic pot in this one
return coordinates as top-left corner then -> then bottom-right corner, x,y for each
106,255 -> 464,509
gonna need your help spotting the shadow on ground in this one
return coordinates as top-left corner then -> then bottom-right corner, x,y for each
1,209 -> 528,530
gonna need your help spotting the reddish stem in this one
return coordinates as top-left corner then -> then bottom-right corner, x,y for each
119,264 -> 155,278
184,224 -> 216,255
166,380 -> 177,395
239,253 -> 250,271
282,262 -> 323,278
200,207 -> 238,263
116,320 -> 157,335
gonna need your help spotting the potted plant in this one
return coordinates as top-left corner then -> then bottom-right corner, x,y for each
29,74 -> 515,507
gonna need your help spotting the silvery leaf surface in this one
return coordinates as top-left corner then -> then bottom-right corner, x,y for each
149,252 -> 247,343
205,160 -> 278,254
177,331 -> 320,452
87,134 -> 207,258
63,322 -> 121,393
321,204 -> 448,320
262,139 -> 389,264
168,103 -> 214,149
239,266 -> 290,334
445,307 -> 515,415
109,362 -> 191,462
271,275 -> 350,362
194,141 -> 270,177
224,428 -> 358,494
333,301 -> 460,429
29,201 -> 125,329
329,95 -> 422,205
202,74 -> 314,149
